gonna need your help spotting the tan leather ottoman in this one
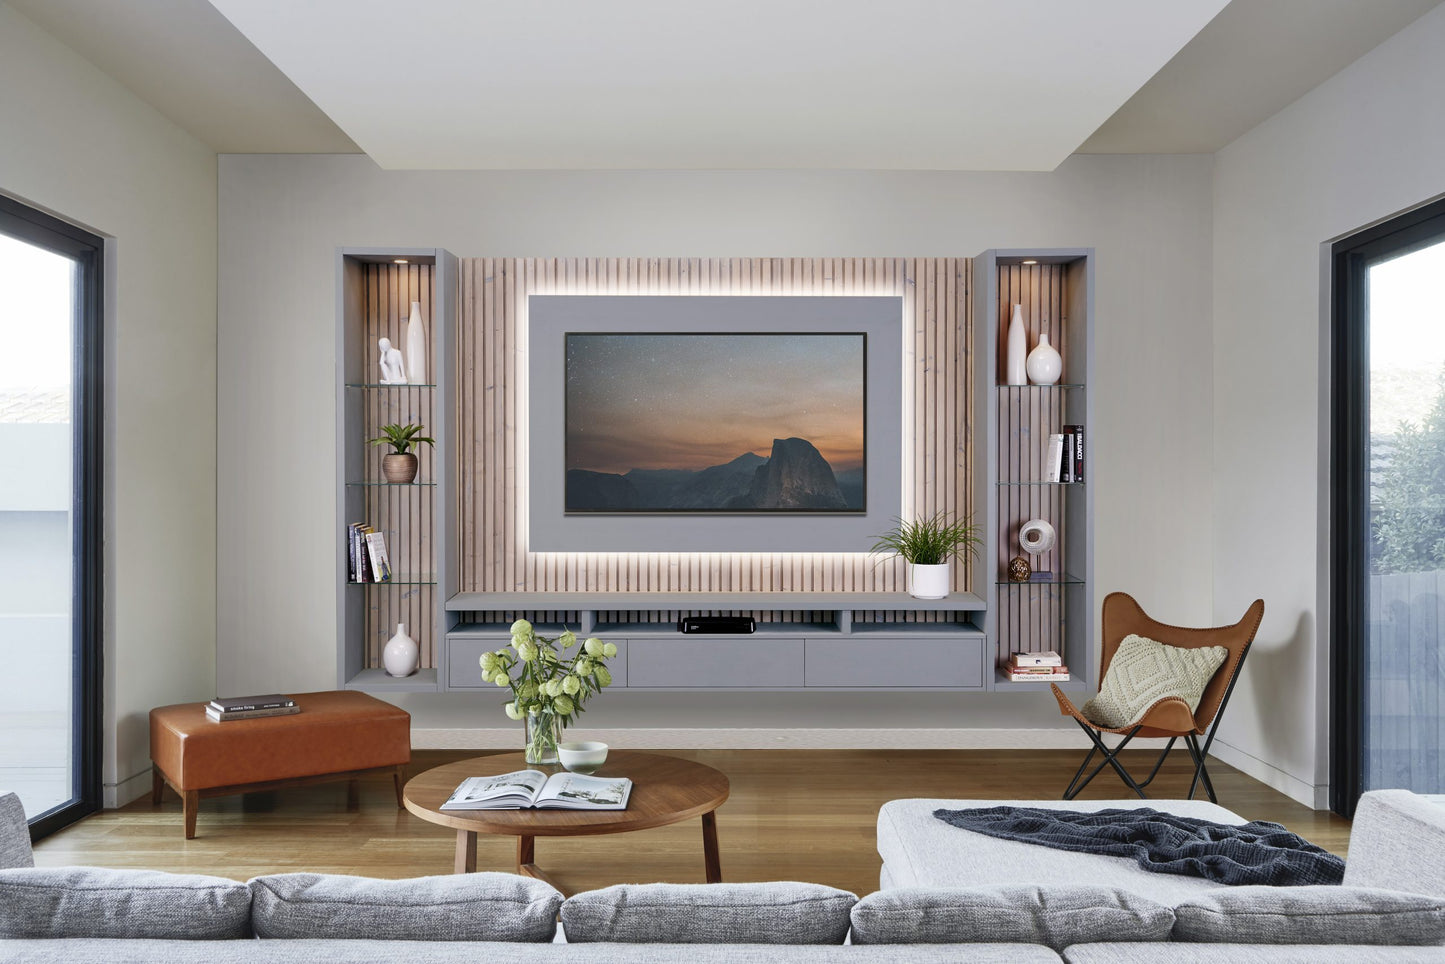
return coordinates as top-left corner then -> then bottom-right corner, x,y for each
149,690 -> 411,838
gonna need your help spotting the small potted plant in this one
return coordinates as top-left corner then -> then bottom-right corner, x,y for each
871,511 -> 981,600
480,620 -> 618,764
369,422 -> 434,483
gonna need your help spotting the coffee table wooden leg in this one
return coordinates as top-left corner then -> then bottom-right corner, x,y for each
702,810 -> 721,883
516,835 -> 563,891
454,830 -> 477,874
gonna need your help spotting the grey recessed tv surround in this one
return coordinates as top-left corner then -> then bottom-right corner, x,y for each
528,295 -> 904,552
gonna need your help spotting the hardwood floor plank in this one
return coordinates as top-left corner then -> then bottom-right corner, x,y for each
34,749 -> 1349,897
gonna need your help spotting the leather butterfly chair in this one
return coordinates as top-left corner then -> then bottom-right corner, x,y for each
1051,592 -> 1265,803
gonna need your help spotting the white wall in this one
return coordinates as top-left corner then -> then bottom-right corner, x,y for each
218,153 -> 1216,742
1211,3 -> 1445,807
0,2 -> 218,806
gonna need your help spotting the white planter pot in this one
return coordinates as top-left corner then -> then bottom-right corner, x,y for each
908,563 -> 951,600
383,623 -> 419,677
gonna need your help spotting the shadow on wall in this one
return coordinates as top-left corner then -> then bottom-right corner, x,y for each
1221,608 -> 1312,770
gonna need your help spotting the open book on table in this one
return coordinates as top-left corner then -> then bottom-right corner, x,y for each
440,769 -> 632,811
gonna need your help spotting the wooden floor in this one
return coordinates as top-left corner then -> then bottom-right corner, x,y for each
34,749 -> 1351,897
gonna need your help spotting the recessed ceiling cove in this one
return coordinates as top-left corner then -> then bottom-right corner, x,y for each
206,0 -> 1228,171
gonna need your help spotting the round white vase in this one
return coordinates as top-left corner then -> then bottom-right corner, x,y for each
1006,305 -> 1028,385
1026,333 -> 1062,385
405,301 -> 427,385
908,563 -> 951,600
383,623 -> 419,677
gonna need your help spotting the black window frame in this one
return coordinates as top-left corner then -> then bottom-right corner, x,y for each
1330,194 -> 1445,818
0,194 -> 104,840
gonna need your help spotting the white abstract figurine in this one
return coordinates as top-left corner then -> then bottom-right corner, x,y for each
378,337 -> 407,384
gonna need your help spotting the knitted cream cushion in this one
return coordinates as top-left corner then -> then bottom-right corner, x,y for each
1082,635 -> 1228,729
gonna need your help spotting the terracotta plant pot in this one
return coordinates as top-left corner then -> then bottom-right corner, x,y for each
382,453 -> 418,484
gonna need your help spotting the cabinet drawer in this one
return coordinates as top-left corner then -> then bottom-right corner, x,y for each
804,637 -> 987,688
446,636 -> 628,689
626,638 -> 804,687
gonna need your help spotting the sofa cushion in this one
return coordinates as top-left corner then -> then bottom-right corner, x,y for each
1172,886 -> 1445,945
0,939 -> 1067,963
0,867 -> 251,939
1082,634 -> 1227,728
249,872 -> 560,942
878,798 -> 1243,902
1063,944 -> 1445,963
0,794 -> 32,870
561,882 -> 856,944
849,885 -> 1174,950
1344,790 -> 1445,899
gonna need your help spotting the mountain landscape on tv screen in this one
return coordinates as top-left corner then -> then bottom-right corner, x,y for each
566,437 -> 862,513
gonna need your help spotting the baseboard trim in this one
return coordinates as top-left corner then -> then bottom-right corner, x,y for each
1208,739 -> 1326,809
413,727 -> 1136,751
104,768 -> 152,809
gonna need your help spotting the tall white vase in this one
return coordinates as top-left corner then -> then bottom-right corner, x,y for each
1006,305 -> 1028,385
1026,333 -> 1063,385
383,623 -> 419,677
405,301 -> 427,385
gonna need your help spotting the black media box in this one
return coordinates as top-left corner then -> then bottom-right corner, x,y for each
677,616 -> 756,634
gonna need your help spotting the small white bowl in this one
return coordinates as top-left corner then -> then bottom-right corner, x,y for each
558,741 -> 608,774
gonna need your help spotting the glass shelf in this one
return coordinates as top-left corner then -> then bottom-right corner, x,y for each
344,382 -> 437,389
997,383 -> 1084,390
345,481 -> 437,488
347,575 -> 436,586
997,574 -> 1085,586
996,480 -> 1084,486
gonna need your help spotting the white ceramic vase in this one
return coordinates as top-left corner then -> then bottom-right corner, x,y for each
1006,305 -> 1028,385
383,623 -> 419,677
1026,333 -> 1062,385
908,563 -> 951,600
405,301 -> 427,385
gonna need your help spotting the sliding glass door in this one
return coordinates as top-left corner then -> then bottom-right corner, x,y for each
1332,197 -> 1445,816
0,196 -> 102,838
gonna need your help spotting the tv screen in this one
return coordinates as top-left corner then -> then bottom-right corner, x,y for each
564,332 -> 865,514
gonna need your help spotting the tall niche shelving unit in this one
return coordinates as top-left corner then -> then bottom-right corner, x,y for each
336,247 -> 457,692
973,249 -> 1094,690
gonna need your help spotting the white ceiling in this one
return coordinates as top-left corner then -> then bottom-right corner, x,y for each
203,0 -> 1227,171
7,0 -> 1442,166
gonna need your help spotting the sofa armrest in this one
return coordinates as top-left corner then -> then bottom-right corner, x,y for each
0,793 -> 33,870
1343,790 -> 1445,897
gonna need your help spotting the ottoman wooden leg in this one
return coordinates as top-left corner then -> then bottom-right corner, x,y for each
346,780 -> 360,811
393,767 -> 405,808
183,790 -> 199,840
151,767 -> 164,805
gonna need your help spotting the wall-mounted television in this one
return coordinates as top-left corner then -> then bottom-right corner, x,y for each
528,295 -> 902,553
564,332 -> 865,514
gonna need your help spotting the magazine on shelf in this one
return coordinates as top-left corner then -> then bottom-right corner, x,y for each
440,770 -> 632,811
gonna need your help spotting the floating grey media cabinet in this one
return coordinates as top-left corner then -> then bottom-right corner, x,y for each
336,248 -> 1094,696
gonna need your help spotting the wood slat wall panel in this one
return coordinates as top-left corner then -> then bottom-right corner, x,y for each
457,258 -> 971,600
359,263 -> 437,669
995,263 -> 1069,660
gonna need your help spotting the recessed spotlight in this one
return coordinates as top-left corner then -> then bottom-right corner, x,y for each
1021,259 -> 1038,265
394,258 -> 409,264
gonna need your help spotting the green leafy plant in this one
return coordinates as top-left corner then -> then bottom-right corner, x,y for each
368,422 -> 435,455
870,512 -> 981,565
480,620 -> 618,763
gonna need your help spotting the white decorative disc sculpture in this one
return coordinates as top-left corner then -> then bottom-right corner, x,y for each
1026,333 -> 1062,385
405,301 -> 427,384
1019,518 -> 1057,557
378,337 -> 408,385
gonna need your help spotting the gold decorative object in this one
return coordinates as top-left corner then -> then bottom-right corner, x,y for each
1007,556 -> 1032,582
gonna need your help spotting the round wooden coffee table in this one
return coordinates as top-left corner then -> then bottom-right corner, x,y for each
404,750 -> 729,888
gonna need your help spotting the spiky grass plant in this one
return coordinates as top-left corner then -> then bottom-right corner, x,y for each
870,512 -> 981,565
368,422 -> 435,455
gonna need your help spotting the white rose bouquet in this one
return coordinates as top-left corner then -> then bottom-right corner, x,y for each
479,619 -> 618,764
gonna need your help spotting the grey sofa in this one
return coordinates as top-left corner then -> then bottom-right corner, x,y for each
0,790 -> 1441,963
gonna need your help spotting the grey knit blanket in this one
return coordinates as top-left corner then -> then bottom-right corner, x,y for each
932,806 -> 1345,886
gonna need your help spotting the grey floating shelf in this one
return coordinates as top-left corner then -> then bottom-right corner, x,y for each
343,667 -> 440,693
446,591 -> 986,612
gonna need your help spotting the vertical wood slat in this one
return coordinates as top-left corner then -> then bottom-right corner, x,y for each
456,258 -> 971,599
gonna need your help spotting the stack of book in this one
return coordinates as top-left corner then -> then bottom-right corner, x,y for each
1006,651 -> 1070,683
206,694 -> 299,722
1044,424 -> 1086,483
346,523 -> 391,583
